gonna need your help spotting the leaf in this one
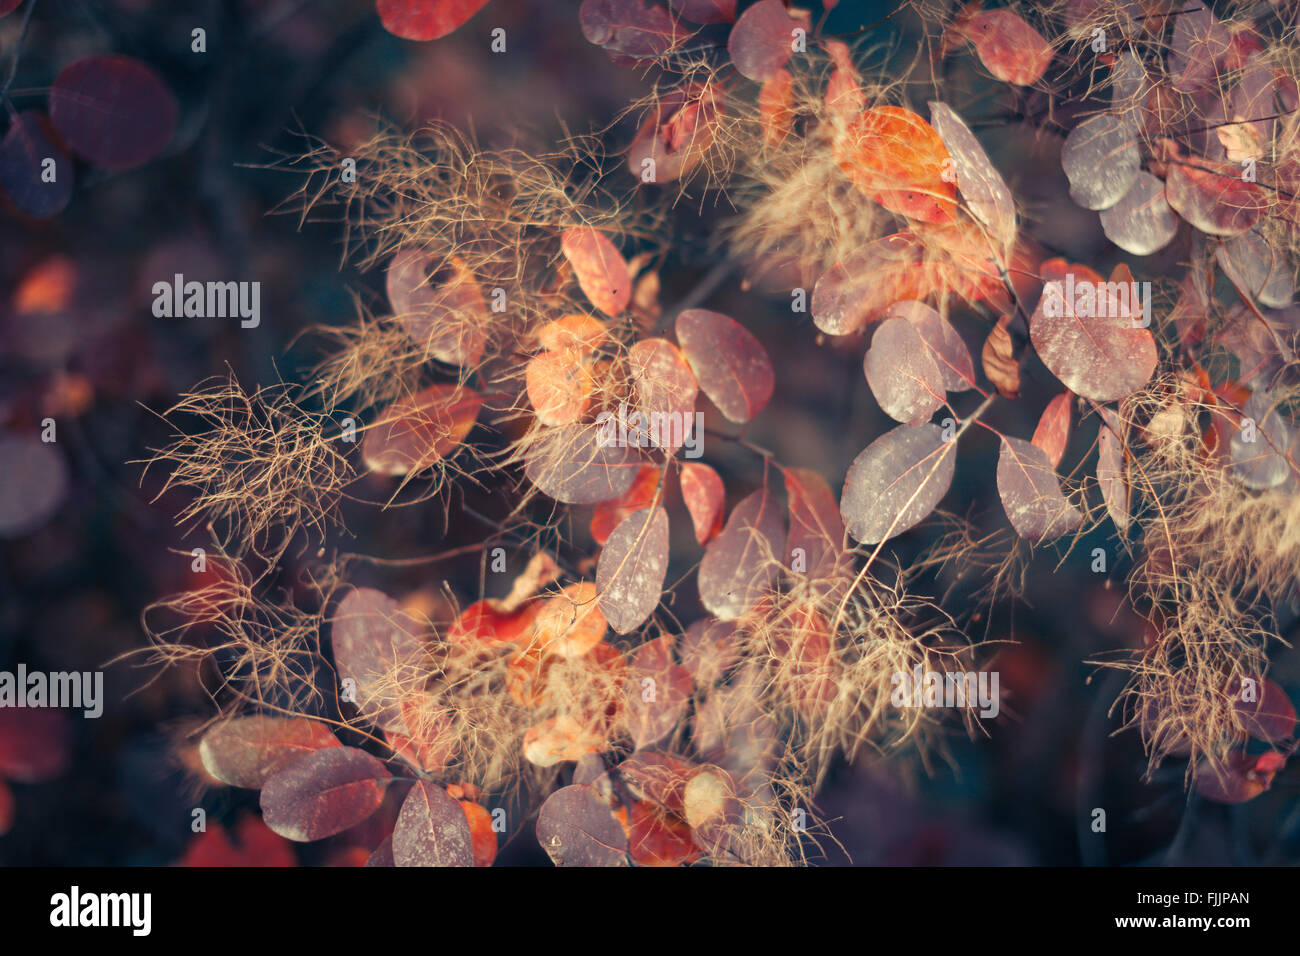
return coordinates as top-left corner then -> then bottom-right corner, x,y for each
534,581 -> 610,658
385,249 -> 488,366
679,618 -> 739,686
525,421 -> 643,504
782,466 -> 848,582
591,464 -> 660,545
1228,387 -> 1294,490
1233,678 -> 1296,743
1216,230 -> 1294,309
669,0 -> 734,24
823,40 -> 865,122
841,423 -> 955,544
886,300 -> 976,392
537,313 -> 608,353
0,432 -> 69,538
835,106 -> 957,223
1099,171 -> 1178,256
1028,263 -> 1157,402
376,0 -> 492,40
597,506 -> 670,634
863,316 -> 946,425
811,232 -> 930,335
260,747 -> 391,842
698,488 -> 785,620
625,800 -> 701,866
392,779 -> 475,866
625,635 -> 692,748
0,113 -> 72,219
536,785 -> 628,866
199,717 -> 340,789
680,461 -> 725,544
628,338 -> 699,453
362,384 -> 483,475
981,313 -> 1021,400
1031,392 -> 1072,469
331,588 -> 426,731
626,82 -> 722,184
1096,406 -> 1130,530
527,351 -> 594,426
179,814 -> 296,868
561,227 -> 631,317
1168,1 -> 1231,94
48,55 -> 177,170
728,0 -> 803,82
580,0 -> 692,61
460,800 -> 498,866
1061,113 -> 1140,211
758,69 -> 795,147
1196,751 -> 1285,804
0,709 -> 70,783
996,436 -> 1083,541
523,714 -> 605,767
675,309 -> 774,423
927,101 -> 1015,243
965,9 -> 1053,86
1165,162 -> 1266,237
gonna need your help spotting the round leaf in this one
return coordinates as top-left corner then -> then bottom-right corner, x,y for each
260,746 -> 391,842
49,55 -> 176,170
841,423 -> 955,544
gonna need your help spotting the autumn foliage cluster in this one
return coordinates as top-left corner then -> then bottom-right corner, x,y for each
134,0 -> 1300,865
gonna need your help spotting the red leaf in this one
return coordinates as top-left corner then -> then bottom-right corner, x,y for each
260,747 -> 391,842
824,41 -> 865,122
376,0 -> 491,40
758,69 -> 796,147
526,421 -> 643,504
526,350 -> 594,426
460,800 -> 498,866
834,106 -> 957,223
0,113 -> 72,219
1028,262 -> 1157,402
1096,406 -> 1130,530
628,338 -> 699,453
1197,751 -> 1285,803
669,0 -> 734,24
697,488 -> 785,620
0,708 -> 70,783
675,308 -> 774,423
179,814 -> 296,867
626,82 -> 723,184
728,0 -> 807,82
863,316 -> 946,425
1165,162 -> 1266,237
49,55 -> 177,170
680,461 -> 725,545
536,784 -> 628,866
782,466 -> 848,587
625,635 -> 692,748
811,232 -> 931,335
580,0 -> 693,61
331,588 -> 426,731
841,423 -> 956,544
1233,677 -> 1296,743
591,464 -> 660,545
561,227 -> 631,317
625,800 -> 701,866
1031,392 -> 1072,469
199,716 -> 340,789
392,779 -> 476,866
996,436 -> 1083,541
363,384 -> 483,475
596,506 -> 670,634
886,299 -> 976,393
965,9 -> 1053,86
385,250 -> 488,366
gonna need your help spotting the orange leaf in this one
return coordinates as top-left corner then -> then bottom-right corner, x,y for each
591,464 -> 661,545
533,581 -> 609,658
561,227 -> 631,316
680,461 -> 725,544
363,385 -> 483,475
758,68 -> 795,147
835,106 -> 957,223
527,351 -> 595,426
